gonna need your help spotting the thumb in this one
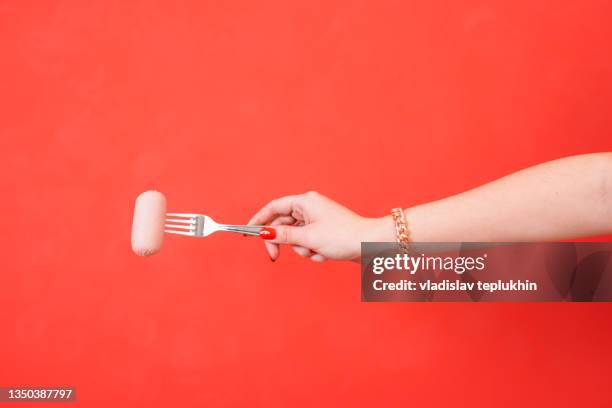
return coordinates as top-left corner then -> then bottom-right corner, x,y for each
262,225 -> 311,247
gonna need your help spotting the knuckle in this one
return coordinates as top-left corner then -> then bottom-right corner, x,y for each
311,254 -> 326,262
268,198 -> 280,208
293,246 -> 310,257
280,227 -> 290,243
304,190 -> 319,202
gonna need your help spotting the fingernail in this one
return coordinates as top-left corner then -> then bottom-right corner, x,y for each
259,227 -> 276,240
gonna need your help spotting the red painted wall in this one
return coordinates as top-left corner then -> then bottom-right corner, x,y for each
1,1 -> 611,406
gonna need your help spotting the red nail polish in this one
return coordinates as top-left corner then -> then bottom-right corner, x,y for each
259,227 -> 276,240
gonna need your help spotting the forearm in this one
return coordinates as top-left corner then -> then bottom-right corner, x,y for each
372,153 -> 612,242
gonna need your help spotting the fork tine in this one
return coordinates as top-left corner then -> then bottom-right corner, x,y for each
166,213 -> 199,218
164,229 -> 195,236
165,218 -> 195,224
165,224 -> 195,230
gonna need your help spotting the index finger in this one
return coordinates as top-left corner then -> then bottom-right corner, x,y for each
247,195 -> 303,225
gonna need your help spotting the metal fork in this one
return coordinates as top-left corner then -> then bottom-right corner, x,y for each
165,213 -> 264,237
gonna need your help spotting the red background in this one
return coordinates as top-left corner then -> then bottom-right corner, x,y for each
1,1 -> 612,406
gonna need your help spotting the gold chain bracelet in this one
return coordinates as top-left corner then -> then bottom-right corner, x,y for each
391,208 -> 410,252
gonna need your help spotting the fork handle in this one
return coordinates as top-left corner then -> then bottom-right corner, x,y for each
219,225 -> 264,236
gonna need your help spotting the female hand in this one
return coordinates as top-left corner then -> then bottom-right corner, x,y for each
247,191 -> 393,262
247,154 -> 612,262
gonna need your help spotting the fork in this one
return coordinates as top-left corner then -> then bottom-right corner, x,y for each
165,213 -> 264,237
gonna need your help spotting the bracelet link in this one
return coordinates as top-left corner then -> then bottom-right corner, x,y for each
391,208 -> 410,252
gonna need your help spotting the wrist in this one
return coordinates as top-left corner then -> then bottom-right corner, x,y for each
364,215 -> 397,243
348,216 -> 396,262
